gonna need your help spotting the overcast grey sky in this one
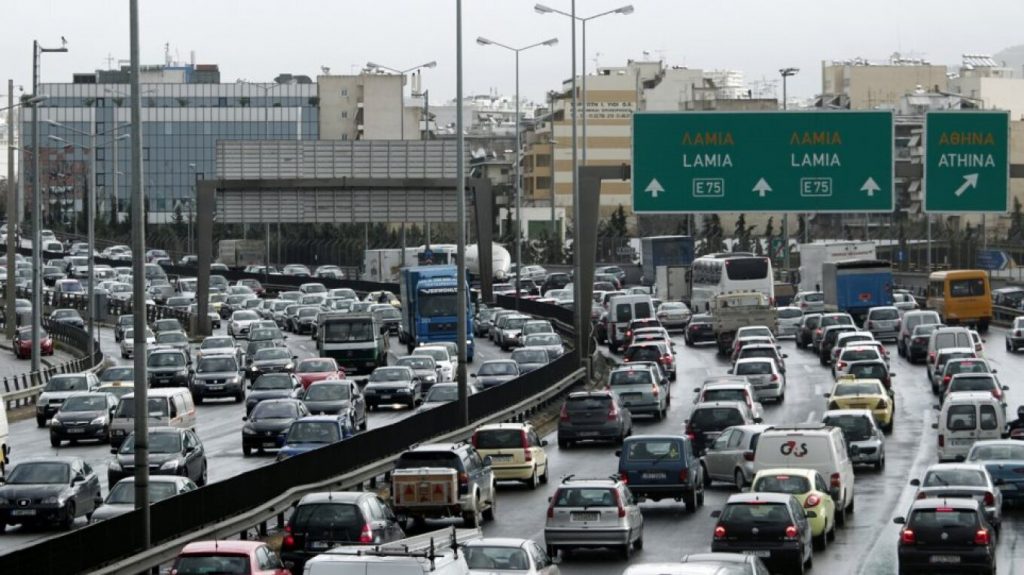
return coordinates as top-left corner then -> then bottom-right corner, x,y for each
3,0 -> 1023,104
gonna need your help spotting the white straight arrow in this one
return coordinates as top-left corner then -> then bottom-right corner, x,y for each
752,178 -> 772,198
861,177 -> 880,197
954,173 -> 979,197
645,178 -> 665,198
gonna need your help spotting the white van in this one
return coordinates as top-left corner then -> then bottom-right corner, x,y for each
752,424 -> 856,524
0,400 -> 8,478
926,327 -> 973,370
108,388 -> 197,448
302,527 -> 477,575
606,294 -> 654,352
934,392 -> 1007,462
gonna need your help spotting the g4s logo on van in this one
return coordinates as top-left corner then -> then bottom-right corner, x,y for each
780,441 -> 808,457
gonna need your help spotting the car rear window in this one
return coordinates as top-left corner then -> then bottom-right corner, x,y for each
173,554 -> 250,575
735,362 -> 772,375
552,487 -> 617,507
624,346 -> 662,363
720,502 -> 790,524
969,444 -> 1024,460
625,439 -> 681,461
948,361 -> 989,375
947,405 -> 977,431
609,370 -> 653,386
834,382 -> 883,396
753,474 -> 811,494
923,469 -> 987,487
948,377 -> 996,394
870,308 -> 899,320
703,389 -> 746,403
567,395 -> 612,410
473,429 -> 522,449
803,293 -> 824,302
291,503 -> 363,538
740,347 -> 775,360
848,363 -> 887,380
824,414 -> 874,441
778,308 -> 802,319
909,508 -> 978,529
842,349 -> 879,362
395,451 -> 462,471
691,408 -> 745,429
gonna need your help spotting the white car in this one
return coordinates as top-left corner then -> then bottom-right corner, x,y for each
412,345 -> 455,383
227,310 -> 261,339
120,327 -> 156,359
833,345 -> 886,379
775,306 -> 803,338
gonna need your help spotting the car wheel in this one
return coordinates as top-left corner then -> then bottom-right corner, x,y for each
62,502 -> 76,530
875,452 -> 885,471
49,436 -> 60,448
193,393 -> 204,405
684,489 -> 698,513
813,528 -> 828,551
1006,340 -> 1013,352
701,463 -> 712,488
36,416 -> 46,428
558,438 -> 570,449
540,462 -> 549,484
633,534 -> 644,551
463,500 -> 481,528
619,542 -> 632,560
482,494 -> 496,522
546,545 -> 558,558
734,469 -> 746,491
243,445 -> 252,457
527,467 -> 539,490
827,520 -> 836,541
197,463 -> 208,487
234,391 -> 244,403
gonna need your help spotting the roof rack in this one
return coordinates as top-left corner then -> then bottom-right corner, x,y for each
764,423 -> 827,431
560,474 -> 620,484
321,527 -> 481,568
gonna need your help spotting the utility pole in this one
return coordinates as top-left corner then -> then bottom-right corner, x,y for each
455,0 -> 468,427
6,80 -> 17,340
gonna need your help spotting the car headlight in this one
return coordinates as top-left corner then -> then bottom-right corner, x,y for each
49,418 -> 63,427
108,461 -> 123,472
160,460 -> 179,471
90,416 -> 107,426
242,426 -> 257,435
285,363 -> 294,370
424,375 -> 436,383
42,496 -> 61,505
250,365 -> 259,372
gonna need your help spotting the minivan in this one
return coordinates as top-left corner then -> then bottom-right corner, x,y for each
606,294 -> 655,353
927,326 -> 974,369
933,392 -> 1006,462
109,388 -> 197,447
753,424 -> 856,526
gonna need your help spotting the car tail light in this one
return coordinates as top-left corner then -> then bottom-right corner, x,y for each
623,357 -> 631,363
816,328 -> 823,336
804,495 -> 821,508
560,403 -> 570,422
546,503 -> 555,519
875,399 -> 887,409
917,491 -> 928,499
938,434 -> 945,448
615,490 -> 627,518
685,422 -> 695,441
992,388 -> 1003,400
900,529 -> 916,545
619,472 -> 629,484
867,321 -> 874,329
770,374 -> 778,382
983,491 -> 995,506
359,523 -> 374,544
800,302 -> 807,309
282,523 -> 300,550
830,473 -> 841,489
784,525 -> 799,539
458,472 -> 469,486
943,375 -> 951,386
1017,330 -> 1022,337
470,433 -> 478,447
607,404 -> 620,421
714,525 -> 727,539
929,351 -> 936,363
828,401 -> 839,410
678,469 -> 689,482
661,354 -> 672,365
520,431 -> 533,462
837,361 -> 847,370
974,529 -> 990,545
743,451 -> 755,462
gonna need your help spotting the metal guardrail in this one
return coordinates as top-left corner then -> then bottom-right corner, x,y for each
0,320 -> 105,411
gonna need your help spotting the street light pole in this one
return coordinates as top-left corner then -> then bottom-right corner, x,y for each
30,38 -> 67,374
780,67 -> 799,276
476,36 -> 558,310
455,0 -> 469,428
5,80 -> 14,341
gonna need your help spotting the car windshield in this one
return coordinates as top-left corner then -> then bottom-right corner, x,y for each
253,375 -> 294,390
149,353 -> 185,368
397,357 -> 433,370
526,334 -> 560,346
703,389 -> 746,403
834,383 -> 883,396
44,376 -> 88,392
121,432 -> 182,454
255,349 -> 291,361
61,395 -> 108,411
322,320 -> 373,343
552,487 -> 617,508
690,408 -> 745,428
53,310 -> 77,318
426,386 -> 458,402
101,367 -> 134,382
824,414 -> 874,442
157,332 -> 187,344
464,547 -> 531,571
923,469 -> 987,487
106,481 -> 179,505
198,357 -> 236,373
871,308 -> 899,320
512,350 -> 548,363
306,384 -> 349,401
298,308 -> 318,318
969,444 -> 1024,461
625,439 -> 681,461
479,362 -> 517,376
415,349 -> 448,362
172,555 -> 250,575
298,360 -> 334,373
609,370 -> 653,386
6,462 -> 71,484
735,362 -> 772,375
753,474 -> 812,494
370,369 -> 409,382
474,429 -> 524,449
286,421 -> 340,444
233,311 -> 259,321
115,397 -> 171,418
252,402 -> 300,419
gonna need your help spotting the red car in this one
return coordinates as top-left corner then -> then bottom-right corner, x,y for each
294,357 -> 344,389
170,540 -> 289,575
13,327 -> 53,359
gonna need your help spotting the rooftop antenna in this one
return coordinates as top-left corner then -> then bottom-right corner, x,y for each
321,66 -> 331,75
593,51 -> 602,69
164,42 -> 171,66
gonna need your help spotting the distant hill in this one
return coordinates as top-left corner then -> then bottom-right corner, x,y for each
994,45 -> 1024,74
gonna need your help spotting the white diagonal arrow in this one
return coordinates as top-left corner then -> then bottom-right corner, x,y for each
644,178 -> 665,198
954,173 -> 979,197
752,178 -> 772,198
861,177 -> 880,197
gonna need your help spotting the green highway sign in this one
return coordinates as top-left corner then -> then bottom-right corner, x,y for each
924,111 -> 1009,213
632,111 -> 894,213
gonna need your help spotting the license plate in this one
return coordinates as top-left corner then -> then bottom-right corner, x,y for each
951,439 -> 974,446
743,550 -> 770,558
158,379 -> 170,384
11,509 -> 36,516
642,472 -> 666,480
571,512 -> 599,522
578,431 -> 599,437
380,394 -> 392,400
490,455 -> 512,462
67,428 -> 85,434
207,385 -> 223,391
309,541 -> 332,550
930,555 -> 960,564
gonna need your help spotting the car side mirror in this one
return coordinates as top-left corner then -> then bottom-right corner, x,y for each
932,405 -> 941,411
540,439 -> 548,446
753,417 -> 763,424
726,369 -> 734,375
822,393 -> 831,398
909,478 -> 921,486
242,416 -> 248,421
614,450 -> 622,457
482,456 -> 493,467
710,510 -> 721,518
470,373 -> 477,377
72,474 -> 85,485
782,354 -> 789,359
931,422 -> 939,429
893,516 -> 906,525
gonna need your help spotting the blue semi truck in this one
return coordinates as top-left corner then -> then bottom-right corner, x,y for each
398,265 -> 474,361
822,259 -> 894,323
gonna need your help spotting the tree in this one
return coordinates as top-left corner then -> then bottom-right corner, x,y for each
763,216 -> 775,241
733,214 -> 755,253
796,214 -> 807,243
172,201 -> 186,238
607,205 -> 628,237
706,215 -> 725,253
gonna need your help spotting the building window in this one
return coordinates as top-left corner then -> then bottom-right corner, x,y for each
341,133 -> 348,141
143,147 -> 150,161
96,122 -> 105,135
341,89 -> 348,97
96,148 -> 105,161
341,111 -> 348,119
96,173 -> 105,187
218,97 -> 227,107
96,98 -> 105,108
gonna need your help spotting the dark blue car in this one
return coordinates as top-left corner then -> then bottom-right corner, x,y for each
275,415 -> 354,462
616,434 -> 705,512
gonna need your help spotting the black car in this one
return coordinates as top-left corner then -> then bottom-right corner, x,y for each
246,373 -> 304,414
364,366 -> 421,410
796,314 -> 822,349
146,349 -> 192,388
0,457 -> 103,531
114,314 -> 134,343
685,313 -> 715,346
49,392 -> 118,447
292,306 -> 320,335
711,492 -> 814,574
108,427 -> 207,487
908,324 -> 942,364
242,398 -> 310,456
248,348 -> 297,382
49,308 -> 85,329
244,339 -> 279,365
685,402 -> 753,456
152,317 -> 184,334
302,380 -> 368,431
42,265 -> 66,286
394,355 -> 438,392
540,272 -> 571,294
280,491 -> 406,573
894,498 -> 996,575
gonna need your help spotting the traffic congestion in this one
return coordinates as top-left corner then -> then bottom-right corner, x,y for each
1,234 -> 1023,575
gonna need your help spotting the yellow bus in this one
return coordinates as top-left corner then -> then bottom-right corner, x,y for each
926,270 -> 992,332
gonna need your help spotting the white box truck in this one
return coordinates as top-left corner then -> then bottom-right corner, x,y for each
798,241 -> 875,294
654,265 -> 690,302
